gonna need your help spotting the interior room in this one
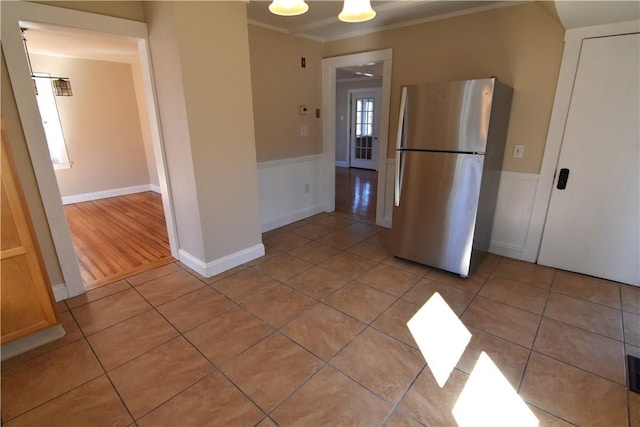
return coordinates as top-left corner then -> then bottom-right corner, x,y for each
1,1 -> 639,426
24,32 -> 174,289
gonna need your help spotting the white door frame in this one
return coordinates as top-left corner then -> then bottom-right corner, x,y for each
347,87 -> 382,170
321,49 -> 393,226
523,20 -> 640,263
1,2 -> 179,299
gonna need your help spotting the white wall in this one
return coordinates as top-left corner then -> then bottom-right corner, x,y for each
258,155 -> 324,232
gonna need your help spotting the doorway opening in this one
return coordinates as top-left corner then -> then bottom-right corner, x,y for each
335,70 -> 382,222
12,18 -> 177,300
322,49 -> 393,227
33,57 -> 172,288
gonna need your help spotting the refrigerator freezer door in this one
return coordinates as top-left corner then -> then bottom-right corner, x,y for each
391,151 -> 484,276
401,79 -> 495,153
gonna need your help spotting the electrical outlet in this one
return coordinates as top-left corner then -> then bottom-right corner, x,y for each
300,125 -> 308,137
513,145 -> 524,158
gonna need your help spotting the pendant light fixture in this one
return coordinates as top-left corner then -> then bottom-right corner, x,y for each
338,0 -> 376,23
268,0 -> 309,16
52,78 -> 73,96
21,28 -> 73,97
267,0 -> 376,22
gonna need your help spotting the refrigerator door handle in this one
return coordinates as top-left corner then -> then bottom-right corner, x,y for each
395,86 -> 408,207
395,150 -> 405,206
396,87 -> 408,150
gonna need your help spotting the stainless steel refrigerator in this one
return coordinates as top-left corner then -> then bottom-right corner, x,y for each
391,78 -> 513,277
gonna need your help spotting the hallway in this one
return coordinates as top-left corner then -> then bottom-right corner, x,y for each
335,166 -> 377,223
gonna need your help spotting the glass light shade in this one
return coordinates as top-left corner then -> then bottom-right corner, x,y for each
338,0 -> 376,22
52,78 -> 73,96
268,0 -> 309,16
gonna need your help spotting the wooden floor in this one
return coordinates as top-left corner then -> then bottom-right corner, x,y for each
64,192 -> 174,290
65,172 -> 374,289
335,166 -> 377,223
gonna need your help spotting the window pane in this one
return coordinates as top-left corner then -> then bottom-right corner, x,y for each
33,73 -> 71,166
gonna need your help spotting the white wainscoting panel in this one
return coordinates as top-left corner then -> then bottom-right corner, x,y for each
258,154 -> 324,232
489,172 -> 539,260
384,159 -> 539,261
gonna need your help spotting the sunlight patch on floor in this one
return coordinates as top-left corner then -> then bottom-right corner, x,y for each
453,351 -> 538,427
407,292 -> 471,388
408,292 -> 539,426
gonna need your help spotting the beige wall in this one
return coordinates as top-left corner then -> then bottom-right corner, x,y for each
34,1 -> 145,21
177,2 -> 262,260
248,25 -> 324,162
143,1 -> 205,260
30,54 -> 151,197
145,1 -> 262,261
131,60 -> 159,188
324,3 -> 565,173
1,50 -> 65,286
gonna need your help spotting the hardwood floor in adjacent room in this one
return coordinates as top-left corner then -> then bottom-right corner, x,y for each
335,167 -> 377,223
64,192 -> 174,290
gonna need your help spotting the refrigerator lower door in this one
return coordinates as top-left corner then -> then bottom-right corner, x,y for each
391,151 -> 484,276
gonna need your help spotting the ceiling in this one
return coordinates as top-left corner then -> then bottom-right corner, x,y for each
22,0 -> 518,65
23,24 -> 140,64
22,1 -> 639,69
245,0 -> 513,41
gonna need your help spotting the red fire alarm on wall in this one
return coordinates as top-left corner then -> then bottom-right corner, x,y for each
301,57 -> 306,68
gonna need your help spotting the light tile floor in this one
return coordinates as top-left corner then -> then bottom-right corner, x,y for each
2,212 -> 639,426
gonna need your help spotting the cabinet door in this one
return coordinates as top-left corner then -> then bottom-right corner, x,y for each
538,33 -> 640,286
1,121 -> 59,344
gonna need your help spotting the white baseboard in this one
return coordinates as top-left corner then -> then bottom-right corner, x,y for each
52,283 -> 70,301
178,243 -> 265,278
489,241 -> 526,260
335,161 -> 349,168
1,324 -> 65,361
150,184 -> 161,193
61,184 -> 157,205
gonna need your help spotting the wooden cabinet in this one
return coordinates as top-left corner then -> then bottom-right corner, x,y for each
1,120 -> 59,344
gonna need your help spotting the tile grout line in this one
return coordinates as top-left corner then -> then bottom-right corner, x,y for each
126,281 -> 272,423
61,306 -> 138,425
262,239 -> 423,423
378,364 -> 430,427
7,211 -> 634,425
517,269 -> 555,394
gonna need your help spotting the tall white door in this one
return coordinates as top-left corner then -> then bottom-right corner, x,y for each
349,89 -> 380,170
538,33 -> 640,286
